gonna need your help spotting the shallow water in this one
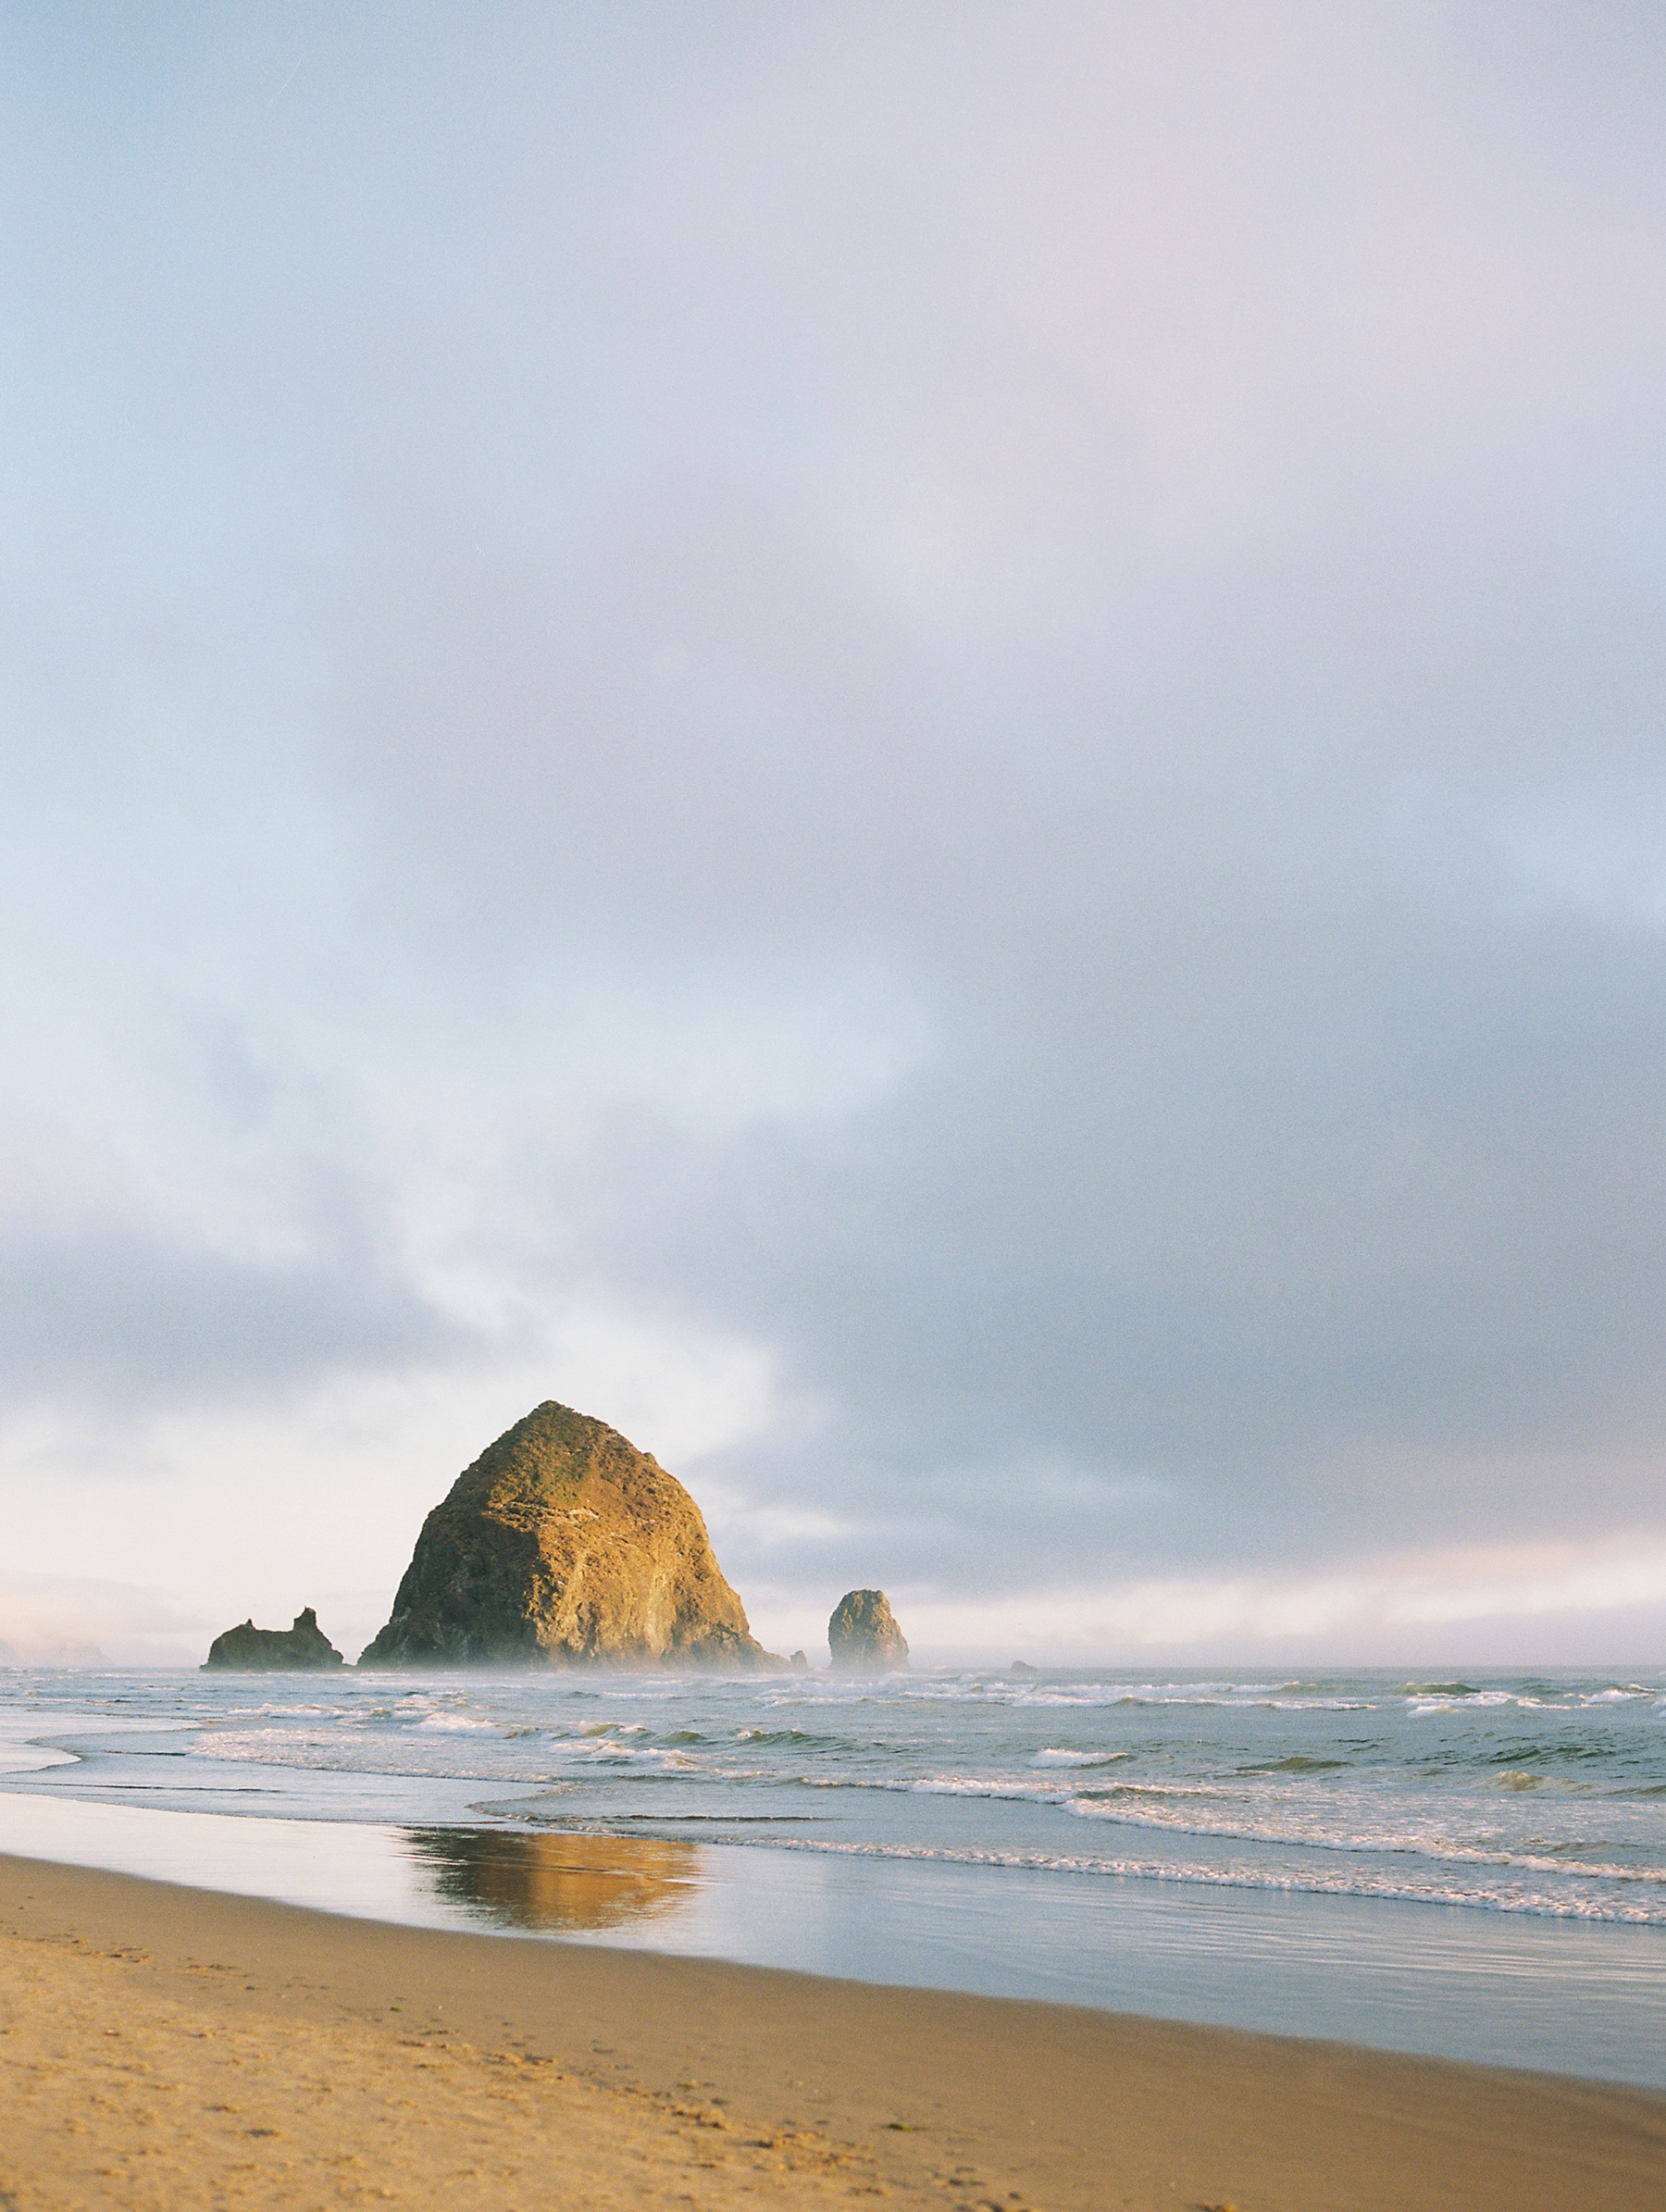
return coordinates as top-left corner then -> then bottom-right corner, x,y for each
1,1663 -> 1662,2086
6,1663 -> 1664,1919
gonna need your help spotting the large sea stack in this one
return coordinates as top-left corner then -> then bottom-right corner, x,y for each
827,1588 -> 909,1671
359,1401 -> 777,1670
203,1608 -> 344,1671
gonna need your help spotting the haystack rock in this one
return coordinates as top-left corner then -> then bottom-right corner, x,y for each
203,1608 -> 344,1671
827,1588 -> 909,1671
359,1401 -> 778,1670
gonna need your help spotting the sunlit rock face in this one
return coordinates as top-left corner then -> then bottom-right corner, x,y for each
827,1588 -> 909,1671
203,1608 -> 344,1671
359,1401 -> 777,1669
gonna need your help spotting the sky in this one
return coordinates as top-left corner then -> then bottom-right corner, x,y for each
4,1 -> 1666,1667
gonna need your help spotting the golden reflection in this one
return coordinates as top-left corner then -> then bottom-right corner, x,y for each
406,1826 -> 703,1933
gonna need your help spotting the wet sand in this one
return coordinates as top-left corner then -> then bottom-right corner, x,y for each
2,1850 -> 1662,2210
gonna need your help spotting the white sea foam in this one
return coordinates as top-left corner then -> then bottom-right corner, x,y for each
685,1833 -> 1666,1922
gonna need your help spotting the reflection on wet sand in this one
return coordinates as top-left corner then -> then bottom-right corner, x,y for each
404,1827 -> 704,1933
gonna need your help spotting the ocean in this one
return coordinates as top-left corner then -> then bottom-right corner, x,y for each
3,1663 -> 1663,2087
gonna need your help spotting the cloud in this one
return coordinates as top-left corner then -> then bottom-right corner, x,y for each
862,1533 -> 1666,1668
3,5 -> 1666,1652
0,1217 -> 464,1411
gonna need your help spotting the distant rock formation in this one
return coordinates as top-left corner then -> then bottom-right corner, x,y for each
359,1401 -> 778,1670
788,1649 -> 810,1673
203,1608 -> 344,1671
1011,1659 -> 1039,1676
827,1588 -> 909,1671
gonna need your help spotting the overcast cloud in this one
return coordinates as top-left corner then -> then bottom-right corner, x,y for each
5,2 -> 1666,1663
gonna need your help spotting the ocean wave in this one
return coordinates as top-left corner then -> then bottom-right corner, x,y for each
1058,1789 -> 1666,1886
1030,1748 -> 1129,1768
1237,1756 -> 1351,1773
492,1818 -> 1666,1924
914,1775 -> 1073,1802
558,1742 -> 704,1771
1410,1692 -> 1518,1714
735,1728 -> 841,1746
9,1663 -> 1663,1930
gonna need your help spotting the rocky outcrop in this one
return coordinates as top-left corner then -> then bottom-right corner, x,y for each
359,1401 -> 778,1670
827,1588 -> 909,1671
203,1608 -> 344,1671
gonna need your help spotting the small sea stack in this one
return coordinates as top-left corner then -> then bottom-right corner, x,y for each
827,1588 -> 909,1671
202,1608 -> 344,1671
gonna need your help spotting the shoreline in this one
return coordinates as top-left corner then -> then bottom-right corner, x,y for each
3,1783 -> 1664,2093
3,1850 -> 1664,2211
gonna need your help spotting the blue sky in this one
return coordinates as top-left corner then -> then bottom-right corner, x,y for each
5,3 -> 1666,1663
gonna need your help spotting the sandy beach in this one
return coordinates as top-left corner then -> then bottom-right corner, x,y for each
2,1850 -> 1662,2211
